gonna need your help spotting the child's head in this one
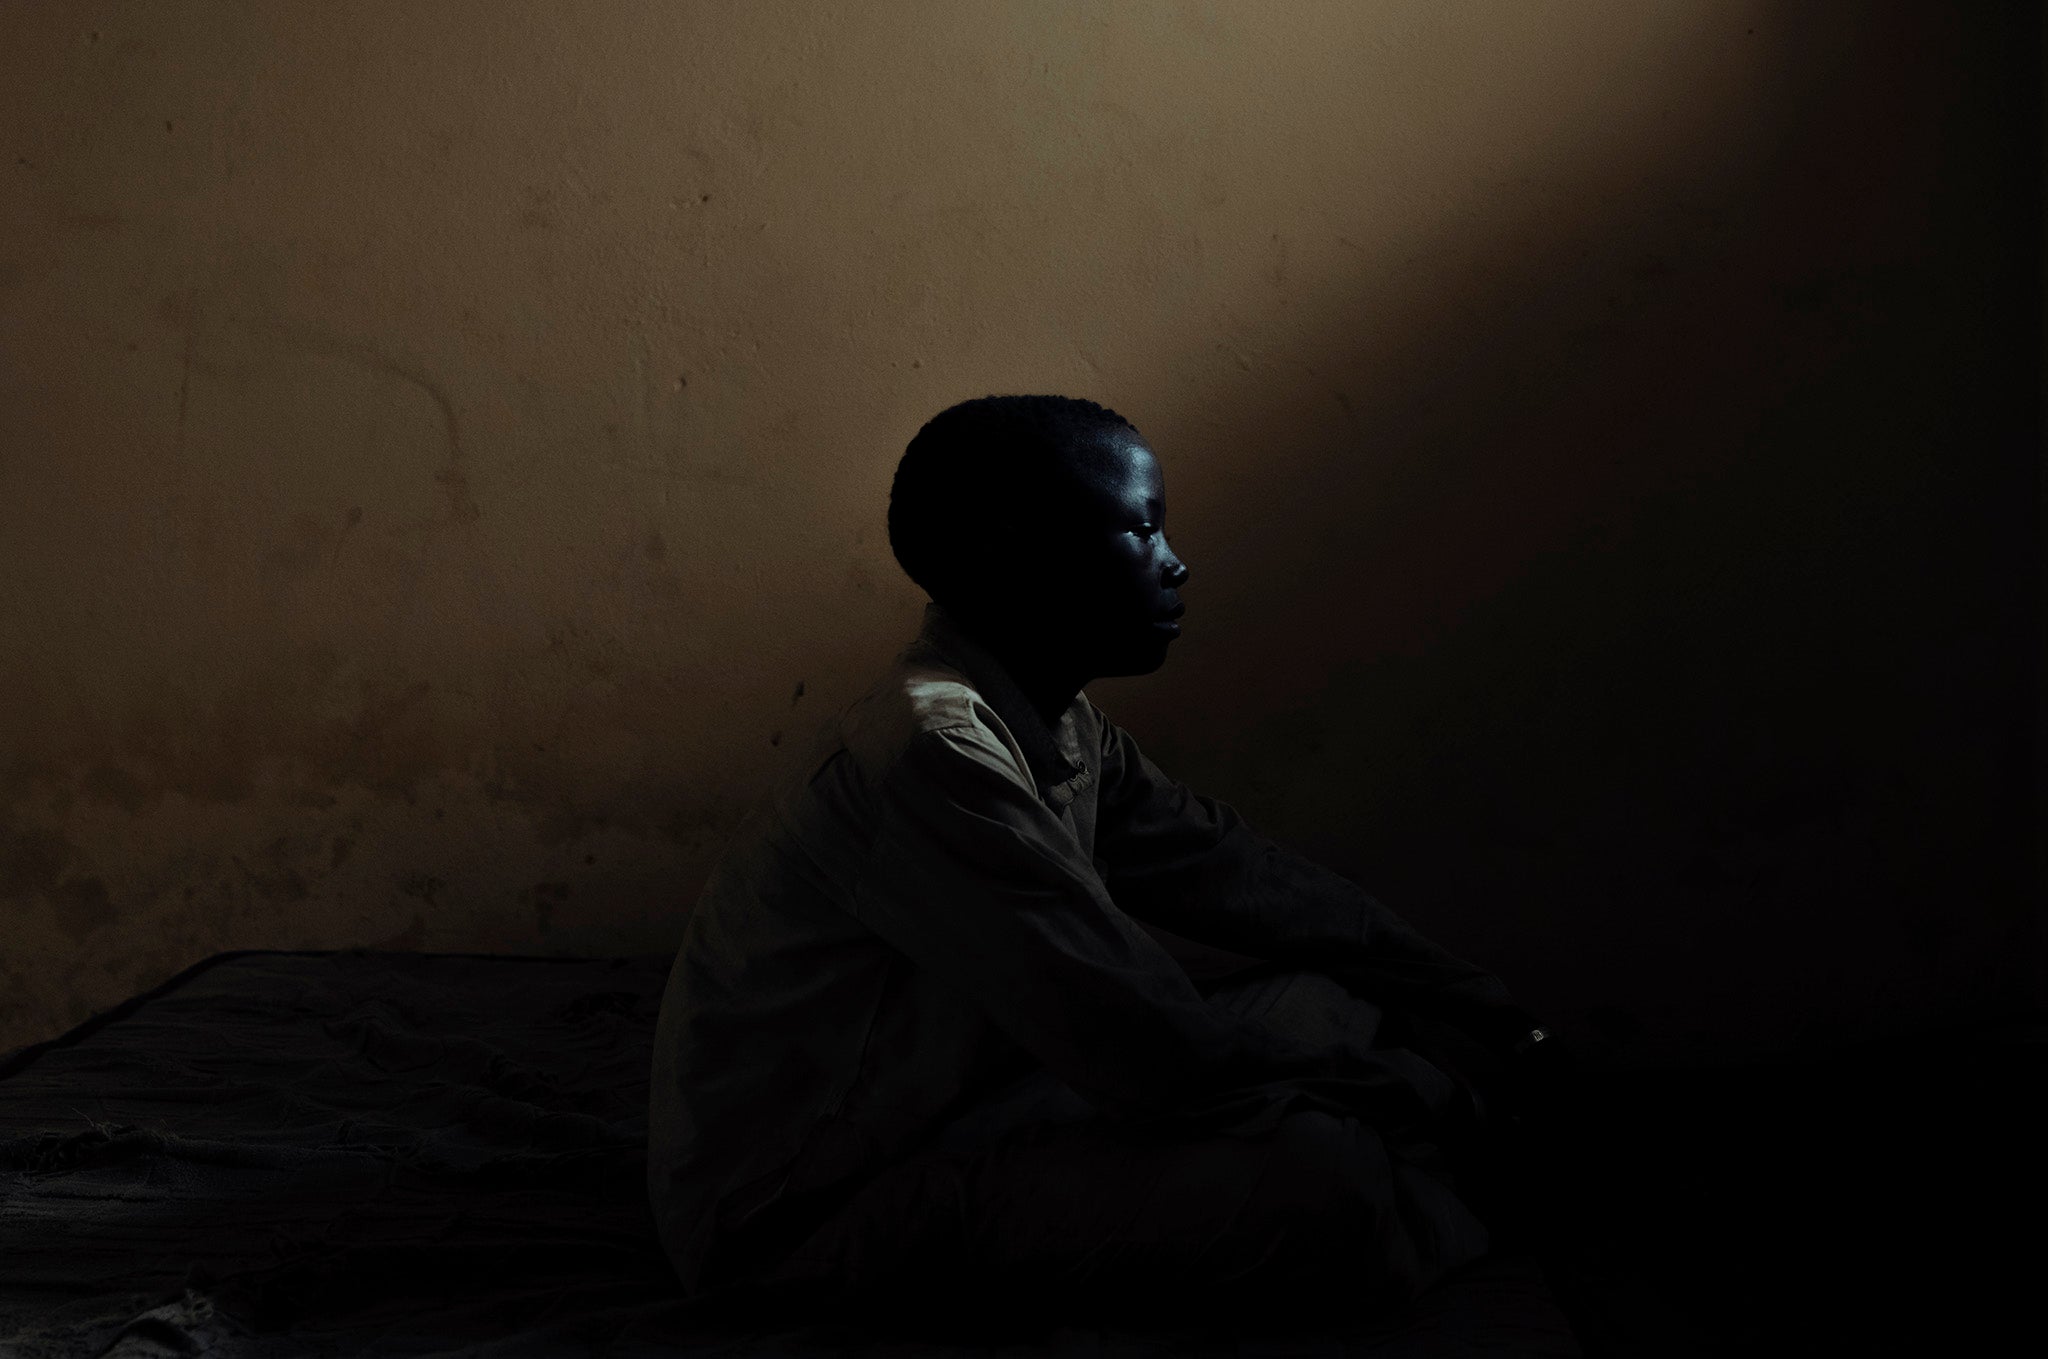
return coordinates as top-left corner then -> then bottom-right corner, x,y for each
889,394 -> 1189,678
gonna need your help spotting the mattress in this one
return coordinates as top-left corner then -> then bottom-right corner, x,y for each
0,950 -> 1581,1357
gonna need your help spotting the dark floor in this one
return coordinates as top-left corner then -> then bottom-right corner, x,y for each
1519,1023 -> 2046,1356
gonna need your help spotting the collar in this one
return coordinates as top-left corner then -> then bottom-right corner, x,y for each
904,602 -> 1095,808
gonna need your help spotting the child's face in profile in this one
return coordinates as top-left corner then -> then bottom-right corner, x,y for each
1042,431 -> 1190,679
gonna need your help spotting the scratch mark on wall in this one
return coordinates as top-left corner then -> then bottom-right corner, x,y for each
172,328 -> 193,458
331,505 -> 364,564
51,877 -> 116,941
257,321 -> 478,526
1332,389 -> 1362,438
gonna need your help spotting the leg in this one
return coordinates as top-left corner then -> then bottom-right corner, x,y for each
753,1097 -> 1488,1322
1202,964 -> 1526,1237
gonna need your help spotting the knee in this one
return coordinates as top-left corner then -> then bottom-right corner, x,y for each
1279,1109 -> 1398,1218
1258,1112 -> 1483,1302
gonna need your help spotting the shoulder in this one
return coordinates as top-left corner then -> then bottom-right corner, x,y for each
839,655 -> 1034,793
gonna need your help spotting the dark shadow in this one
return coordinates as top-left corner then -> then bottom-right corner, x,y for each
1072,5 -> 2042,1352
1096,0 -> 2040,1072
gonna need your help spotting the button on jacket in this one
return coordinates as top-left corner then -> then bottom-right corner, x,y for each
647,603 -> 1523,1295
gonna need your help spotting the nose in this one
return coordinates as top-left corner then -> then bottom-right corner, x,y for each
1162,546 -> 1189,587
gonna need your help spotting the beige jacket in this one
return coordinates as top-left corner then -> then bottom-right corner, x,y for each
647,603 -> 1519,1294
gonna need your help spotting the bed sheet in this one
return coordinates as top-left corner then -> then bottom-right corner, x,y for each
0,950 -> 1579,1358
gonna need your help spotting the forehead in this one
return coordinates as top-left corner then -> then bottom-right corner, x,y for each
1060,431 -> 1163,513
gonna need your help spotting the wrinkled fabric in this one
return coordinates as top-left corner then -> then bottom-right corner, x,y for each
0,951 -> 673,1359
745,966 -> 1493,1318
650,604 -> 1531,1299
0,951 -> 1579,1357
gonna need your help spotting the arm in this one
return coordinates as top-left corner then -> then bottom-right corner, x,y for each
1088,703 -> 1542,1053
853,722 -> 1453,1134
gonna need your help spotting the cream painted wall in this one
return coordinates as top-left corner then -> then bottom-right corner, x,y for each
2,3 -> 2036,1060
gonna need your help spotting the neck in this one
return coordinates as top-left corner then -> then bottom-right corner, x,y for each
947,605 -> 1089,727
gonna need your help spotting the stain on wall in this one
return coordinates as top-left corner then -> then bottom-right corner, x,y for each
0,2 -> 2037,1062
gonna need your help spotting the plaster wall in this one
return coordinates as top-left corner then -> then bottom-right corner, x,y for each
2,2 -> 2036,1061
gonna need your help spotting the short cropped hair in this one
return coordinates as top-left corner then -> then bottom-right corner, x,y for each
888,394 -> 1139,602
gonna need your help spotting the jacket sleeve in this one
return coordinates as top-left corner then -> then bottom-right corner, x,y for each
1088,702 -> 1538,1050
851,722 -> 1453,1134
